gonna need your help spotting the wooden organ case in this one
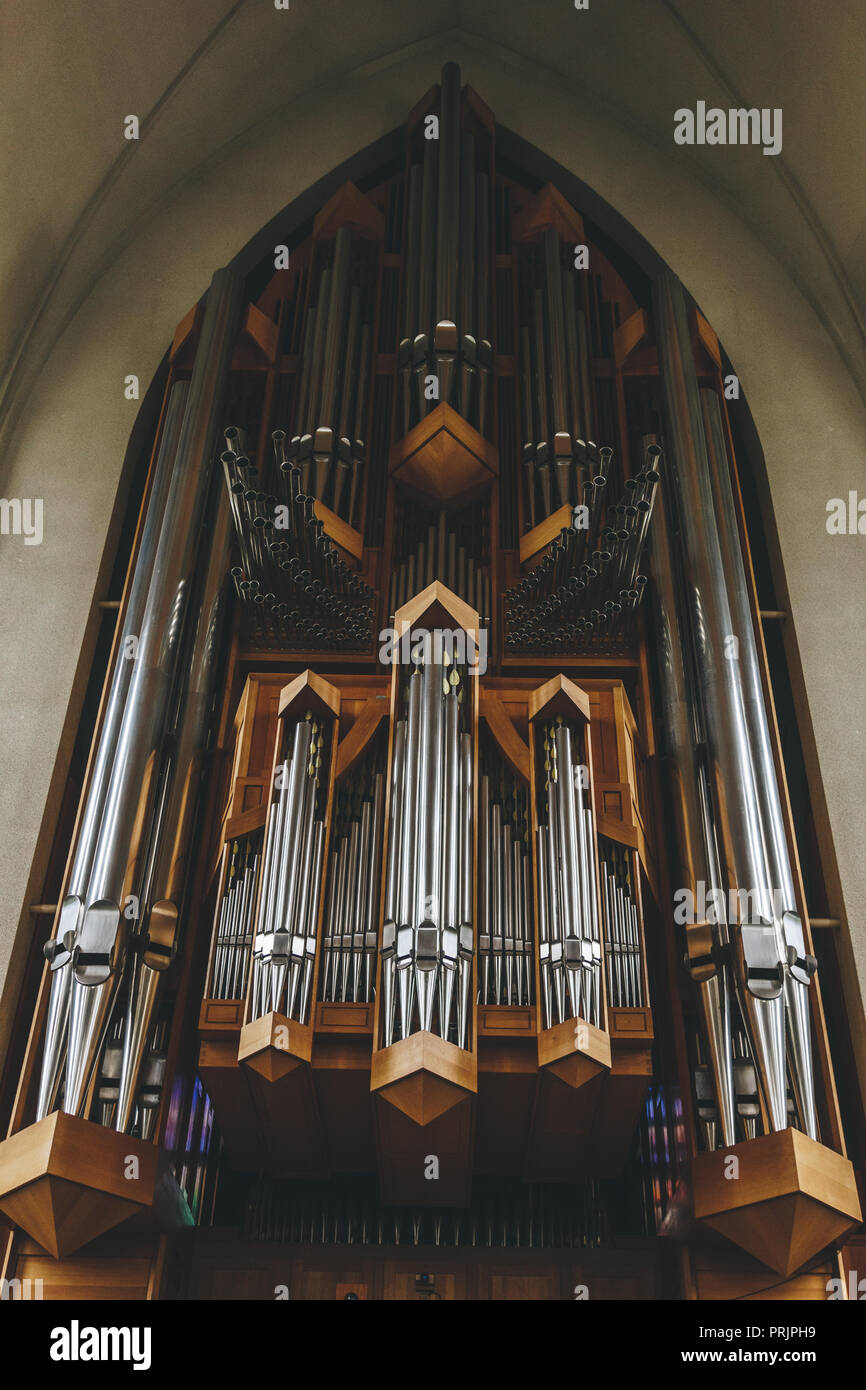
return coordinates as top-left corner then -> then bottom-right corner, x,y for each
0,63 -> 862,1304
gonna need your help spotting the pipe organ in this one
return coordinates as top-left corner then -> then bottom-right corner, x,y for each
320,759 -> 384,1008
478,751 -> 534,1009
0,62 -> 860,1302
381,628 -> 476,1050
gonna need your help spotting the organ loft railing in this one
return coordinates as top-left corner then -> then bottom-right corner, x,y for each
0,61 -> 859,1290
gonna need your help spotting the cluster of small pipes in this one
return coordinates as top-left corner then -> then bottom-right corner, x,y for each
600,840 -> 644,1008
506,444 -> 661,653
248,714 -> 327,1024
290,223 -> 376,521
478,757 -> 534,1006
381,638 -> 474,1049
398,62 -> 493,438
388,506 -> 491,618
519,227 -> 598,527
320,762 -> 385,1006
243,1177 -> 611,1249
222,426 -> 375,649
209,835 -> 261,1000
536,718 -> 602,1030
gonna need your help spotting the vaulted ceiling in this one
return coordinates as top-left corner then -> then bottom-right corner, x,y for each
3,0 -> 866,439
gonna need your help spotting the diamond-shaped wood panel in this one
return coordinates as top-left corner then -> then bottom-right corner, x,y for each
389,402 -> 498,508
693,1128 -> 861,1276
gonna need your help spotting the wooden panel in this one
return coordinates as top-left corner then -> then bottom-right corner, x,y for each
10,1232 -> 157,1301
613,307 -> 649,367
278,669 -> 341,721
692,1239 -> 834,1301
609,1007 -> 653,1041
196,1040 -> 264,1171
313,500 -> 364,565
519,503 -> 573,565
479,694 -> 530,783
198,998 -> 244,1037
489,1272 -> 560,1300
389,403 -> 498,508
314,1002 -> 374,1034
475,1042 -> 537,1176
312,1038 -> 377,1173
477,1006 -> 535,1036
335,699 -> 388,780
312,180 -> 385,242
384,1258 -> 467,1301
512,183 -> 585,244
374,1091 -> 475,1206
528,674 -> 591,726
181,1232 -> 668,1300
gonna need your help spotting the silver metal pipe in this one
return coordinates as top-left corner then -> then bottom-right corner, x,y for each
299,820 -> 326,1023
306,268 -> 332,437
457,730 -> 474,1045
116,431 -> 233,1131
364,773 -> 385,1001
321,228 -> 352,428
37,384 -> 190,1122
417,138 -> 437,338
61,270 -> 242,1118
700,387 -> 817,1140
654,270 -> 787,1134
435,61 -> 461,331
648,435 -> 737,1144
418,653 -> 444,930
274,719 -> 314,946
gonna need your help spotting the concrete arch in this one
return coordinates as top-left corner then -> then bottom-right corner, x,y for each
2,35 -> 865,1104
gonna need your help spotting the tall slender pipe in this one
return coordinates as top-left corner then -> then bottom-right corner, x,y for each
115,453 -> 232,1132
435,62 -> 461,332
57,269 -> 242,1119
654,270 -> 788,1133
647,445 -> 737,1145
37,382 -> 188,1121
700,388 -> 817,1139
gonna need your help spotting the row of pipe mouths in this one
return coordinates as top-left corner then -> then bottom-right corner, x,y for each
242,1176 -> 614,1249
207,775 -> 648,1026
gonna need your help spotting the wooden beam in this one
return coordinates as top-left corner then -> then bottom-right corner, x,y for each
518,503 -> 572,566
480,694 -> 530,783
313,500 -> 364,565
335,701 -> 388,781
613,308 -> 648,368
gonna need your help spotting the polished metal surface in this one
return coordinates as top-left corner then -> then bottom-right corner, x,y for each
536,718 -> 601,1028
700,387 -> 817,1140
654,268 -> 814,1139
249,715 -> 328,1024
382,640 -> 475,1047
37,269 -> 242,1123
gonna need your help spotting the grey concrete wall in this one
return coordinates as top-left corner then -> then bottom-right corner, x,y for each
2,37 -> 865,1115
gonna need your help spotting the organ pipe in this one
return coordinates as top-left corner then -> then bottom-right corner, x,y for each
535,716 -> 602,1030
507,444 -> 658,653
114,450 -> 234,1133
321,761 -> 385,1005
653,269 -> 817,1142
381,636 -> 475,1048
37,268 -> 243,1123
399,62 -> 493,437
478,756 -> 534,1007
